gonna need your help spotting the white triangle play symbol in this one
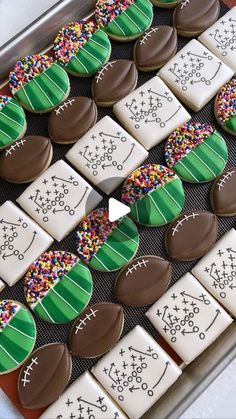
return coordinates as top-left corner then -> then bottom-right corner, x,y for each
108,198 -> 130,222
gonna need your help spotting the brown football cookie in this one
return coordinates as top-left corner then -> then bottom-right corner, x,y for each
210,167 -> 236,216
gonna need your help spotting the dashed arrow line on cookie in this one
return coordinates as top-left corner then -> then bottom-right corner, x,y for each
77,397 -> 106,411
0,219 -> 20,227
2,252 -> 15,260
205,309 -> 221,332
180,291 -> 210,304
181,328 -> 198,336
99,132 -> 121,139
128,347 -> 152,357
129,385 -> 140,393
152,361 -> 170,389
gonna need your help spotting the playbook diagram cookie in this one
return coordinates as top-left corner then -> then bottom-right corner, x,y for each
0,300 -> 36,375
215,78 -> 236,136
165,122 -> 228,183
0,95 -> 26,150
24,251 -> 93,323
76,208 -> 139,272
95,0 -> 153,41
9,55 -> 70,113
121,164 -> 185,227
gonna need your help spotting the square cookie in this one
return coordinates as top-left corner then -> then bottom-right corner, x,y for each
113,76 -> 191,150
17,160 -> 102,242
92,325 -> 182,419
0,201 -> 53,286
192,229 -> 236,318
40,371 -> 126,419
158,39 -> 234,112
199,7 -> 236,74
146,273 -> 232,364
66,116 -> 148,195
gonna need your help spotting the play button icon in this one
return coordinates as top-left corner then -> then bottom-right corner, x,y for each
108,198 -> 130,222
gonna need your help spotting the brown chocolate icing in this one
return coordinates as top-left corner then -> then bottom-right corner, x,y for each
134,26 -> 177,71
0,136 -> 52,183
48,96 -> 97,144
165,210 -> 218,261
115,256 -> 171,307
211,167 -> 236,216
69,303 -> 124,358
173,0 -> 220,35
18,343 -> 71,409
92,60 -> 138,106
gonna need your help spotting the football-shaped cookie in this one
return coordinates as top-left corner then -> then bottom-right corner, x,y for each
165,210 -> 218,261
0,136 -> 53,183
92,60 -> 138,107
69,303 -> 124,358
114,256 -> 171,307
134,26 -> 177,71
18,343 -> 72,409
211,167 -> 236,216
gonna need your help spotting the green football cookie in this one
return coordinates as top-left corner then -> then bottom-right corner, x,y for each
121,164 -> 185,227
0,300 -> 36,375
76,208 -> 139,272
215,79 -> 236,136
151,0 -> 180,8
0,95 -> 26,150
165,122 -> 228,183
24,251 -> 93,323
9,55 -> 70,113
95,0 -> 153,41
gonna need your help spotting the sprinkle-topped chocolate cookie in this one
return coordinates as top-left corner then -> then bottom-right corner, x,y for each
0,95 -> 26,150
95,0 -> 153,41
9,55 -> 70,113
215,78 -> 236,136
165,122 -> 228,183
53,20 -> 111,76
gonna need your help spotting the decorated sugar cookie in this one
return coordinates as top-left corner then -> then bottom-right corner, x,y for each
151,0 -> 180,8
76,208 -> 139,272
0,300 -> 36,375
215,79 -> 236,136
95,0 -> 153,41
165,122 -> 228,183
211,167 -> 236,216
53,20 -> 111,77
121,164 -> 185,227
9,55 -> 70,113
24,251 -> 93,323
0,95 -> 26,150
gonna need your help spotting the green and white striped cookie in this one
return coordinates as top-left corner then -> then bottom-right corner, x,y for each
9,55 -> 70,113
0,300 -> 36,375
76,208 -> 139,272
95,0 -> 154,42
151,0 -> 180,8
53,20 -> 111,77
121,164 -> 185,227
24,251 -> 93,324
0,95 -> 26,150
165,122 -> 228,183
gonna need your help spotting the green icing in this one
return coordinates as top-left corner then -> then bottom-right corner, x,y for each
225,115 -> 236,133
157,0 -> 179,3
0,99 -> 26,149
173,132 -> 228,183
0,307 -> 36,374
33,261 -> 92,323
89,216 -> 139,272
129,178 -> 184,227
14,63 -> 70,113
105,0 -> 153,38
66,30 -> 111,76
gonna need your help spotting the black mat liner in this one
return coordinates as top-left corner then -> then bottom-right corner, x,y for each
0,1 -> 234,384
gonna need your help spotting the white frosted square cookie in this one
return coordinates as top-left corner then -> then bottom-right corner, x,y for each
66,116 -> 148,195
192,229 -> 236,318
17,160 -> 102,241
0,201 -> 53,286
199,7 -> 236,74
146,273 -> 232,364
92,325 -> 182,419
158,39 -> 234,112
0,280 -> 5,292
40,371 -> 126,419
113,76 -> 191,150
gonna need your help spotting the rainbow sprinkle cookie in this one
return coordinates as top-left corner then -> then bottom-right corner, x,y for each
53,20 -> 111,77
215,79 -> 236,136
24,251 -> 93,323
9,54 -> 70,113
76,208 -> 139,272
0,95 -> 26,150
95,0 -> 153,41
165,122 -> 228,184
121,164 -> 184,226
0,300 -> 36,375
